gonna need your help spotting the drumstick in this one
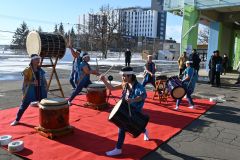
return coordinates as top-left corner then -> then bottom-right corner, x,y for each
128,103 -> 132,117
98,65 -> 114,81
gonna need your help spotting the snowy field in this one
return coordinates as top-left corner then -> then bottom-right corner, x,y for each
0,49 -> 178,81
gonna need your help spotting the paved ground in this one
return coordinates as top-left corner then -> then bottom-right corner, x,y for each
0,68 -> 240,160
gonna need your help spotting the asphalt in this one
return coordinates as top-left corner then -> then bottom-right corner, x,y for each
0,68 -> 240,160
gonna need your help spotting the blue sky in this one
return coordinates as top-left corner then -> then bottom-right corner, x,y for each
0,0 -> 182,45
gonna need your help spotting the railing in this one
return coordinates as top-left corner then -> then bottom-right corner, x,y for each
163,0 -> 184,11
164,0 -> 240,11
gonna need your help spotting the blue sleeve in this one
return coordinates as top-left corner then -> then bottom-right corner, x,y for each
135,84 -> 147,100
186,68 -> 194,77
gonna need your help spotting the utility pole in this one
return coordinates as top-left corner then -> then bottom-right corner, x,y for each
76,15 -> 81,49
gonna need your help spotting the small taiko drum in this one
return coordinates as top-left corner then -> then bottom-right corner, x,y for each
86,83 -> 107,110
38,98 -> 69,130
109,99 -> 149,138
26,31 -> 66,59
166,76 -> 186,99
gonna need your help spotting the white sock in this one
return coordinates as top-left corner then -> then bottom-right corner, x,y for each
144,130 -> 149,141
189,106 -> 194,109
174,106 -> 179,110
106,148 -> 122,156
10,120 -> 19,126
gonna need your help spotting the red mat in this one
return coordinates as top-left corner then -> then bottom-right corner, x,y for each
0,91 -> 215,160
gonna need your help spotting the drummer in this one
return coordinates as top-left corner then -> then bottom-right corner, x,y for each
175,61 -> 198,110
11,54 -> 48,126
100,66 -> 149,156
142,55 -> 156,88
68,52 -> 100,105
69,47 -> 82,90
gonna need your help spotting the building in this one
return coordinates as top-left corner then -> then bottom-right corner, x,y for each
164,0 -> 240,70
118,0 -> 166,39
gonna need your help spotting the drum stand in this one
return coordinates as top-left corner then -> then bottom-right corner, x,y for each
40,56 -> 65,97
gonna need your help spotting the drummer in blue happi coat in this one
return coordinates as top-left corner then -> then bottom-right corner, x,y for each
68,52 -> 100,105
11,54 -> 48,126
142,55 -> 156,88
100,66 -> 149,156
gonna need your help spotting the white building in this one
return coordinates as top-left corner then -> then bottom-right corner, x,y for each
118,7 -> 166,40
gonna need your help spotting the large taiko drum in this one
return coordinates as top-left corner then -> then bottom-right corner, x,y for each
26,31 -> 66,59
38,98 -> 69,130
109,99 -> 149,138
166,76 -> 186,99
86,83 -> 107,109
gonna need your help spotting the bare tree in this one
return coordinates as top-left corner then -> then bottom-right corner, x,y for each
89,5 -> 120,58
198,27 -> 209,44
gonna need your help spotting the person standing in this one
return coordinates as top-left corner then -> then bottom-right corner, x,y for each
69,47 -> 82,90
189,49 -> 201,74
11,54 -> 48,126
210,50 -> 223,87
125,48 -> 132,66
175,61 -> 198,110
100,66 -> 149,156
235,60 -> 240,85
68,52 -> 100,105
142,55 -> 156,88
222,54 -> 229,75
177,51 -> 188,77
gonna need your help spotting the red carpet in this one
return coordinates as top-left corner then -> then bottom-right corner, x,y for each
0,91 -> 215,160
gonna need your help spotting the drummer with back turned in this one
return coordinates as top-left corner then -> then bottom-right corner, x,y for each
142,55 -> 156,89
100,66 -> 149,156
69,47 -> 82,90
175,61 -> 198,110
11,54 -> 48,126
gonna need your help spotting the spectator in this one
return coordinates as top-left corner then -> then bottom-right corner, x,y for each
210,50 -> 223,87
189,49 -> 201,74
125,49 -> 132,66
222,54 -> 229,75
178,51 -> 188,77
235,60 -> 240,85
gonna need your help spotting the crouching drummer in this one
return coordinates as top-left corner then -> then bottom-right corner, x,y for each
100,66 -> 149,156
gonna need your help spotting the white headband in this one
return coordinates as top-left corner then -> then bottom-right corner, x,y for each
82,55 -> 90,59
31,55 -> 41,60
119,71 -> 134,75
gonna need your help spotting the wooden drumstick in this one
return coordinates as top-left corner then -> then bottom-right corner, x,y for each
103,65 -> 114,76
98,65 -> 114,81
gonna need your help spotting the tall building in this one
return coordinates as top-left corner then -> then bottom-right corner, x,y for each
118,0 -> 166,39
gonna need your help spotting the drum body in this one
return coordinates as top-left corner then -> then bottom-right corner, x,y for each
86,84 -> 107,108
26,31 -> 66,59
166,76 -> 186,99
109,99 -> 149,138
38,98 -> 69,130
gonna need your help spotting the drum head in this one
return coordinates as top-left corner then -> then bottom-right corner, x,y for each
172,87 -> 186,99
109,99 -> 122,120
40,98 -> 67,106
88,83 -> 105,88
26,31 -> 41,57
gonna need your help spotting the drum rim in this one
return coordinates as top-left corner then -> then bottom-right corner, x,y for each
40,98 -> 68,106
26,31 -> 41,56
87,83 -> 106,88
38,103 -> 69,110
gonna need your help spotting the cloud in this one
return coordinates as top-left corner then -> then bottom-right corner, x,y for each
166,25 -> 182,43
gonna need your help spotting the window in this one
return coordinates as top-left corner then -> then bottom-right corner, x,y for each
169,45 -> 174,49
